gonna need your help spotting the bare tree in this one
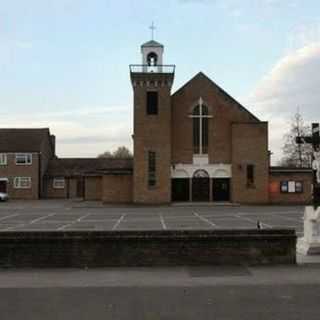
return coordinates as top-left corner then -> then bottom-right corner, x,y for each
279,110 -> 312,167
98,146 -> 133,159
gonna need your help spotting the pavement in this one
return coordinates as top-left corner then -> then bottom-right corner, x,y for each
1,265 -> 320,319
0,201 -> 319,319
0,200 -> 305,236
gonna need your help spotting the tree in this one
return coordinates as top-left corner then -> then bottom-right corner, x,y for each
279,110 -> 312,167
98,146 -> 133,159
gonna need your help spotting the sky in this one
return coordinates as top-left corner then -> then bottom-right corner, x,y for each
0,0 -> 320,164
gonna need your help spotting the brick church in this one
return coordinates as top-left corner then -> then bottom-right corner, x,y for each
0,39 -> 312,204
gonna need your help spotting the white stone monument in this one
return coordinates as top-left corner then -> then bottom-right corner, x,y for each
297,148 -> 320,254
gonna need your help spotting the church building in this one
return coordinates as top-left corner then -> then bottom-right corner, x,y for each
0,39 -> 312,204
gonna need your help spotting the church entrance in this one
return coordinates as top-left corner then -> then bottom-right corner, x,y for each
213,178 -> 230,202
192,170 -> 210,202
172,178 -> 190,202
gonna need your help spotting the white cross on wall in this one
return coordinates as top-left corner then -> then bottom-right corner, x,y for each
189,97 -> 213,155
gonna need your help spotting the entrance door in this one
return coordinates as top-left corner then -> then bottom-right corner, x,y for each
0,180 -> 7,193
192,170 -> 210,202
172,179 -> 189,202
213,178 -> 230,202
76,178 -> 85,198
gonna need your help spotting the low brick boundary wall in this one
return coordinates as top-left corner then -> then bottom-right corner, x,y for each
0,229 -> 296,268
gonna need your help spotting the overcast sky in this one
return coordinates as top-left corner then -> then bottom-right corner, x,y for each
0,0 -> 319,163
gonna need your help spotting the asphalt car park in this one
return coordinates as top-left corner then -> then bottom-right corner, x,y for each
0,201 -> 305,235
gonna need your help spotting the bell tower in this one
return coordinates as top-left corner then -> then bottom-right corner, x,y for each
130,37 -> 175,204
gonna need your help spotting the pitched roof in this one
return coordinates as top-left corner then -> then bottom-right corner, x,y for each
141,40 -> 164,48
172,72 -> 260,122
46,158 -> 133,177
0,128 -> 51,152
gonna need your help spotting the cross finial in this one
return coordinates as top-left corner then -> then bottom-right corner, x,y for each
149,22 -> 156,40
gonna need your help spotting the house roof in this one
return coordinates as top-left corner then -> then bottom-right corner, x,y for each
141,40 -> 164,48
0,128 -> 51,152
270,166 -> 312,173
46,158 -> 133,177
172,72 -> 260,122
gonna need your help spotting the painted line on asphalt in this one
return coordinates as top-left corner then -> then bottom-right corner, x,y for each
112,214 -> 126,230
57,212 -> 93,230
234,214 -> 273,229
193,212 -> 216,228
77,213 -> 92,222
29,213 -> 57,224
159,213 -> 167,230
0,213 -> 20,222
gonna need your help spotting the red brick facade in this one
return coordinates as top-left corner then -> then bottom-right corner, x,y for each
0,42 -> 313,205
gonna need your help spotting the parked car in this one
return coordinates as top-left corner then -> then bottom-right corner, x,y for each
0,192 -> 9,202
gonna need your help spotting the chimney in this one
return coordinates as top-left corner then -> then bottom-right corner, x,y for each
50,135 -> 56,156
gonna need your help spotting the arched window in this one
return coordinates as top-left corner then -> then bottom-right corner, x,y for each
147,52 -> 158,66
191,98 -> 210,154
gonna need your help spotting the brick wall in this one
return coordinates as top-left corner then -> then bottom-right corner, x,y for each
269,171 -> 312,204
0,229 -> 297,268
44,177 -> 68,199
0,153 -> 39,199
85,176 -> 102,201
171,73 -> 258,165
102,175 -> 133,203
131,73 -> 174,204
232,123 -> 269,204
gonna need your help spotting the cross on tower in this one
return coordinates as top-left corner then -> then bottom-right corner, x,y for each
296,123 -> 320,209
149,22 -> 156,40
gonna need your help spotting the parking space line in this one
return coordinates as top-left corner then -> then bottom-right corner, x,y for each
112,214 -> 126,230
193,212 -> 216,228
234,214 -> 272,228
77,213 -> 92,222
159,214 -> 167,230
57,213 -> 92,230
0,213 -> 19,222
29,213 -> 57,224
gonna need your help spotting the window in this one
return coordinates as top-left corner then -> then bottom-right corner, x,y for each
0,153 -> 7,165
247,164 -> 255,187
191,100 -> 210,154
147,52 -> 158,66
53,178 -> 65,189
148,151 -> 156,187
146,91 -> 158,115
280,181 -> 288,193
14,177 -> 32,189
280,181 -> 304,193
15,153 -> 32,165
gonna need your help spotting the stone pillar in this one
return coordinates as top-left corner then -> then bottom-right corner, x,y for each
297,206 -> 320,255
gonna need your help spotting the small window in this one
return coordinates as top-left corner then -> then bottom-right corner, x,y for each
246,164 -> 255,187
148,151 -> 156,187
295,181 -> 303,193
53,178 -> 65,189
280,181 -> 289,193
15,153 -> 32,165
0,153 -> 7,165
14,177 -> 32,189
147,91 -> 158,115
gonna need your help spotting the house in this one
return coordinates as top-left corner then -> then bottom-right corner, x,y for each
0,39 -> 313,204
0,128 -> 55,199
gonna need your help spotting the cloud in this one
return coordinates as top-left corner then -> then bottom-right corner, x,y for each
244,42 -> 320,163
15,41 -> 33,49
0,105 -> 132,157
